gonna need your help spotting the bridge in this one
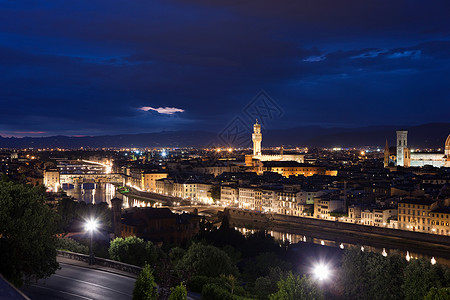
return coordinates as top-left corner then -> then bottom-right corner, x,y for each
60,173 -> 124,185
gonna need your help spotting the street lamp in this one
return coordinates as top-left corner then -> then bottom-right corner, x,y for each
313,262 -> 331,281
85,218 -> 99,265
431,257 -> 436,265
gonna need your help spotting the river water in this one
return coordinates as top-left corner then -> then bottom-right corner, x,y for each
235,226 -> 450,267
62,183 -> 116,206
62,183 -> 157,209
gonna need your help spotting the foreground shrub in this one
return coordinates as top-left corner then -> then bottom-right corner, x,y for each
178,243 -> 238,278
202,283 -> 253,300
269,272 -> 323,300
168,283 -> 187,300
109,236 -> 157,267
133,264 -> 158,300
56,237 -> 89,254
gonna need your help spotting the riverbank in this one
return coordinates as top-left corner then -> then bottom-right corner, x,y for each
225,208 -> 450,266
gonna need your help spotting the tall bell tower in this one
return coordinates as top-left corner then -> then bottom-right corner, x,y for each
384,139 -> 389,168
396,130 -> 408,166
252,119 -> 262,156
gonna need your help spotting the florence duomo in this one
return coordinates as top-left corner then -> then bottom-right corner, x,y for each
384,130 -> 450,168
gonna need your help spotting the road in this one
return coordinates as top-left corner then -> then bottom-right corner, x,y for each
21,263 -> 135,300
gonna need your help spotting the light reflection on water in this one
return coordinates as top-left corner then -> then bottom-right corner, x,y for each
235,227 -> 450,267
63,183 -> 155,209
62,183 -> 115,206
117,194 -> 159,209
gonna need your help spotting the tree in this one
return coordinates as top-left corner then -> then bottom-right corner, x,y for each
109,236 -> 157,267
269,272 -> 324,300
241,252 -> 291,284
402,259 -> 450,300
133,264 -> 158,300
254,267 -> 286,300
366,253 -> 406,300
0,180 -> 60,287
211,185 -> 221,202
168,283 -> 188,300
424,287 -> 450,300
56,237 -> 89,254
338,247 -> 372,300
178,242 -> 238,278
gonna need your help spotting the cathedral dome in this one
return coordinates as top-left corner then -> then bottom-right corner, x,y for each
445,134 -> 450,157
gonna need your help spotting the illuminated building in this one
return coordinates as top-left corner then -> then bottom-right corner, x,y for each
43,169 -> 60,192
396,130 -> 408,167
245,120 -> 304,167
220,185 -> 239,207
398,198 -> 450,235
385,132 -> 450,168
262,161 -> 329,178
252,119 -> 262,156
142,172 -> 168,192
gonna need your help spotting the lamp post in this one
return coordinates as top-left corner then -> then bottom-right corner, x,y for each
85,219 -> 98,265
313,262 -> 331,281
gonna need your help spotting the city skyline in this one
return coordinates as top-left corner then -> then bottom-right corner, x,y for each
1,1 -> 450,137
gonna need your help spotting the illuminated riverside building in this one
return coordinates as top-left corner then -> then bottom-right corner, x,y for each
142,172 -> 168,192
43,169 -> 60,191
196,183 -> 213,204
234,185 -> 312,216
398,198 -> 450,235
220,185 -> 239,207
238,187 -> 257,210
431,207 -> 450,235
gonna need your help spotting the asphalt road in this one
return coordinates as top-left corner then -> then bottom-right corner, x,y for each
21,263 -> 135,300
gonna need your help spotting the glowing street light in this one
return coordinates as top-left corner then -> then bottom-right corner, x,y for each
313,262 -> 331,281
85,218 -> 99,265
431,257 -> 436,265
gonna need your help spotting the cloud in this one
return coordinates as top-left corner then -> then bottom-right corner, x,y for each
303,55 -> 326,62
139,106 -> 185,115
387,50 -> 421,59
351,49 -> 387,59
14,131 -> 47,134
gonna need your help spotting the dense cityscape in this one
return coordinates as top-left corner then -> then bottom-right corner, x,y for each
1,121 -> 449,299
1,1 -> 450,299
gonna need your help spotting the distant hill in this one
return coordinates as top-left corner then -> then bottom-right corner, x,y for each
264,123 -> 449,149
0,123 -> 449,149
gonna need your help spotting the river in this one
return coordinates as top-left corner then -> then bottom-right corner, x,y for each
235,226 -> 450,267
62,183 -> 158,209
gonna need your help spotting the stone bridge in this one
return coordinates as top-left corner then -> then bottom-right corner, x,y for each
60,173 -> 124,185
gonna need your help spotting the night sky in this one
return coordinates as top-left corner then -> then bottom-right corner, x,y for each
1,1 -> 449,137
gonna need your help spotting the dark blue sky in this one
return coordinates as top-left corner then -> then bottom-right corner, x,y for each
1,0 -> 449,137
